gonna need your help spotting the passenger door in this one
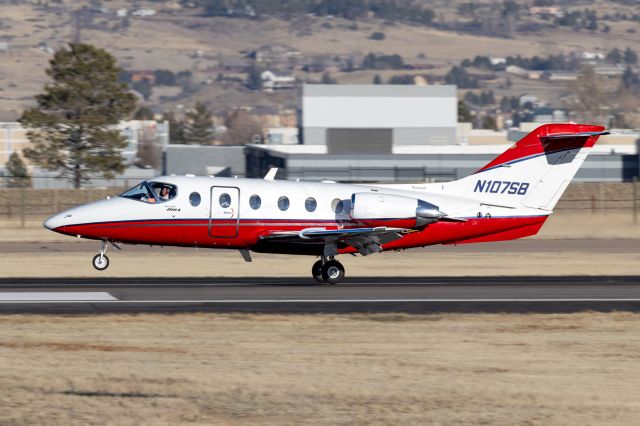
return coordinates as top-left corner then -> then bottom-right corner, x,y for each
209,186 -> 240,238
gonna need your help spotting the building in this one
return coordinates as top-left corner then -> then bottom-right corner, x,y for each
261,70 -> 295,91
245,140 -> 639,183
267,128 -> 299,145
118,120 -> 169,168
301,85 -> 457,151
164,145 -> 246,177
0,122 -> 29,166
0,120 -> 169,183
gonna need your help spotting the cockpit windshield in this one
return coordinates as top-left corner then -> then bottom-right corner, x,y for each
120,181 -> 177,204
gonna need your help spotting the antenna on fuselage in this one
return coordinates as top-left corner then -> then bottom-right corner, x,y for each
264,168 -> 278,181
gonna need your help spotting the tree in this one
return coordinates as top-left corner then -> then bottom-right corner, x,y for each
246,63 -> 263,91
321,72 -> 337,84
624,47 -> 638,65
162,110 -> 187,144
373,74 -> 382,85
606,48 -> 622,64
4,152 -> 31,188
566,66 -> 609,125
223,109 -> 262,145
458,100 -> 473,122
184,102 -> 214,145
134,106 -> 154,120
132,78 -> 152,100
444,66 -> 478,88
204,0 -> 227,17
21,43 -> 136,188
481,115 -> 498,130
154,69 -> 177,86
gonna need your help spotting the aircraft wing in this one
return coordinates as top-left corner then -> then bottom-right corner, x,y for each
261,226 -> 407,256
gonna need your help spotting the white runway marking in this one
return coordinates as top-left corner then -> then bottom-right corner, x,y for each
0,292 -> 117,301
0,298 -> 640,303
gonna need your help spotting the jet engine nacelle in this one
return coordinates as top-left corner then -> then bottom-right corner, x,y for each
350,192 -> 445,227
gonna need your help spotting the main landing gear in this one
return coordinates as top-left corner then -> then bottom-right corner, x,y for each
312,257 -> 345,285
92,240 -> 109,271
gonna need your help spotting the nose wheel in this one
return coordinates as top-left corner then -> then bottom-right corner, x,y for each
92,240 -> 110,271
92,253 -> 110,271
312,258 -> 345,284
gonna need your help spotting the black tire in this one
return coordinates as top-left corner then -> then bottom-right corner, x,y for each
321,260 -> 345,285
92,254 -> 110,271
312,260 -> 325,283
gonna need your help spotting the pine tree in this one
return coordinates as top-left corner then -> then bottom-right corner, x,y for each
162,110 -> 187,144
246,63 -> 263,91
4,152 -> 31,188
223,109 -> 262,145
134,106 -> 154,120
624,48 -> 638,65
184,102 -> 214,145
21,43 -> 136,188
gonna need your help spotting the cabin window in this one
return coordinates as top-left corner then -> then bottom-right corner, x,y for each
189,192 -> 201,207
278,196 -> 290,211
219,193 -> 231,208
305,197 -> 317,212
120,181 -> 177,204
331,198 -> 344,213
249,194 -> 261,210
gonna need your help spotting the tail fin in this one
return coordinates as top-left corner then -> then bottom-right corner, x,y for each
452,123 -> 608,211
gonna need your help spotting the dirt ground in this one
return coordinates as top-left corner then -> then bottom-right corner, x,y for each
0,312 -> 639,426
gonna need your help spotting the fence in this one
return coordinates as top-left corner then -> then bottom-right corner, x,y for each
1,178 -> 639,228
0,175 -> 155,190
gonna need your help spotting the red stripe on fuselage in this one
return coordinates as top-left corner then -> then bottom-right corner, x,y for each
52,215 -> 548,253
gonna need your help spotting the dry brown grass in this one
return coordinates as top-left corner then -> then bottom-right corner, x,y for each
2,1 -> 639,117
1,313 -> 640,425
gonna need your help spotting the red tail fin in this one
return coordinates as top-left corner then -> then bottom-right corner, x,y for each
475,123 -> 607,174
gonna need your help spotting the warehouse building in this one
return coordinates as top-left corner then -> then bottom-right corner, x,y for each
245,138 -> 640,183
301,84 -> 457,151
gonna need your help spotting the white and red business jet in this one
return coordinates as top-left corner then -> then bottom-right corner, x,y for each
44,123 -> 607,284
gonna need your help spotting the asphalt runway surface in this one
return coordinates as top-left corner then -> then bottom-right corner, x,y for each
1,276 -> 640,314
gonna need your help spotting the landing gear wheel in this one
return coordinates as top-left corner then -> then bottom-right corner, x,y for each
92,254 -> 109,271
312,260 -> 324,283
321,260 -> 345,285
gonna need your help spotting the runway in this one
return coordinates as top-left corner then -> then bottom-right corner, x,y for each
1,276 -> 640,313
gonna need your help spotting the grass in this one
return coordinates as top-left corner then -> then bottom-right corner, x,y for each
1,312 -> 640,425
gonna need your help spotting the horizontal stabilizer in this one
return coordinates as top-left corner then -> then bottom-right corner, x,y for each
541,131 -> 610,140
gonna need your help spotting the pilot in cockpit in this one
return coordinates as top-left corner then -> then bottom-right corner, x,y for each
159,186 -> 171,201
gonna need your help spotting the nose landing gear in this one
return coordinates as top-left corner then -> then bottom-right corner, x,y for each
312,257 -> 345,284
92,240 -> 110,271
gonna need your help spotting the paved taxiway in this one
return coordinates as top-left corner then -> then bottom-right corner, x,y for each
1,276 -> 639,313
